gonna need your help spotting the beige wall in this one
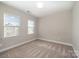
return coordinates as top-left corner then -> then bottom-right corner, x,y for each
72,2 -> 79,57
38,10 -> 72,45
0,3 -> 37,50
0,2 -> 75,53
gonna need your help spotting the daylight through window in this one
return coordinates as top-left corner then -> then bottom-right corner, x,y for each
4,14 -> 20,38
28,20 -> 34,34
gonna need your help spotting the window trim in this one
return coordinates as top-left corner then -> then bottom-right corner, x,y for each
4,13 -> 20,38
28,19 -> 35,34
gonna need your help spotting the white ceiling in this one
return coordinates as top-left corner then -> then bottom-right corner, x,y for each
2,1 -> 74,18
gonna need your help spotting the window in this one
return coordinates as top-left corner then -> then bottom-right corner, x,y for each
28,20 -> 34,34
4,14 -> 20,38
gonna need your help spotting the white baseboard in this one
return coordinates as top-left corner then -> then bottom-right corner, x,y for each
0,39 -> 36,53
37,38 -> 72,46
0,38 -> 72,52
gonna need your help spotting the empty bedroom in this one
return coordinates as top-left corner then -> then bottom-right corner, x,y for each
0,0 -> 79,58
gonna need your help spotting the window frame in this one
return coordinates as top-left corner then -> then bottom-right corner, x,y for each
4,13 -> 20,38
28,19 -> 35,34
